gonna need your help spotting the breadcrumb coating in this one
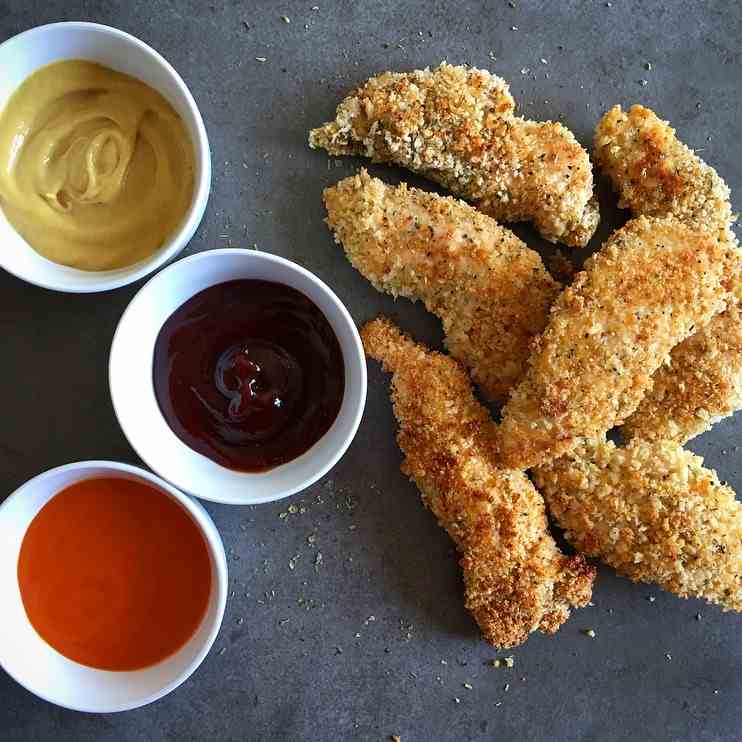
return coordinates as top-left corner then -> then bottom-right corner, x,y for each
595,104 -> 742,444
594,104 -> 735,242
533,437 -> 742,611
496,216 -> 734,470
621,301 -> 742,444
310,63 -> 599,247
324,170 -> 561,401
362,318 -> 594,647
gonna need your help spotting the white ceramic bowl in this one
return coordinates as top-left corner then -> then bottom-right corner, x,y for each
109,249 -> 367,505
0,22 -> 211,292
0,461 -> 227,712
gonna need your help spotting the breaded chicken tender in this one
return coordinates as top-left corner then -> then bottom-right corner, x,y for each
362,318 -> 595,647
325,170 -> 561,401
533,437 -> 742,611
595,104 -> 742,444
497,216 -> 734,470
621,301 -> 742,444
310,63 -> 599,247
594,104 -> 735,241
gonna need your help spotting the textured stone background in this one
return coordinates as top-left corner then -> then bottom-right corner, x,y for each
1,2 -> 741,740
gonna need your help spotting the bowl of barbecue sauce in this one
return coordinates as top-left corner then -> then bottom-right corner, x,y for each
153,279 -> 345,473
110,249 -> 367,504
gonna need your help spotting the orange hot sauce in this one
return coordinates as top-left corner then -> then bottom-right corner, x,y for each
17,477 -> 212,672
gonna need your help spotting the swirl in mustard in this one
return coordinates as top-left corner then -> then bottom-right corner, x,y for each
0,60 -> 194,270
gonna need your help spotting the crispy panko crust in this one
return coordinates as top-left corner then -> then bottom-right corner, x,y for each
362,318 -> 594,647
496,216 -> 734,470
595,104 -> 742,444
594,104 -> 735,242
533,437 -> 742,611
324,170 -> 561,401
622,302 -> 742,444
310,63 -> 599,247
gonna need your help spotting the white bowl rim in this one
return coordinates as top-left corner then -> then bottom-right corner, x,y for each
0,21 -> 211,293
0,459 -> 228,713
109,248 -> 368,505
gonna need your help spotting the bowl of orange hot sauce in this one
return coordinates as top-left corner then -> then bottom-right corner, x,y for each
0,461 -> 227,712
109,248 -> 367,504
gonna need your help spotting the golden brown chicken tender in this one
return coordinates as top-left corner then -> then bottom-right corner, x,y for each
362,318 -> 594,647
324,170 -> 561,401
311,63 -> 599,247
496,216 -> 735,470
595,104 -> 742,444
533,437 -> 742,611
621,300 -> 742,444
594,104 -> 734,241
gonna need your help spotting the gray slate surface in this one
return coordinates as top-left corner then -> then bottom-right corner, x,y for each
1,1 -> 741,740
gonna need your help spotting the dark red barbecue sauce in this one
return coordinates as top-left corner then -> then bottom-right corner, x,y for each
153,279 -> 344,472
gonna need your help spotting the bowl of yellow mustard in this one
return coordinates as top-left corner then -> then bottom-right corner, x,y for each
0,22 -> 211,292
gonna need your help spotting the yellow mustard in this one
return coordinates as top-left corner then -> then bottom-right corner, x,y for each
0,60 -> 194,270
